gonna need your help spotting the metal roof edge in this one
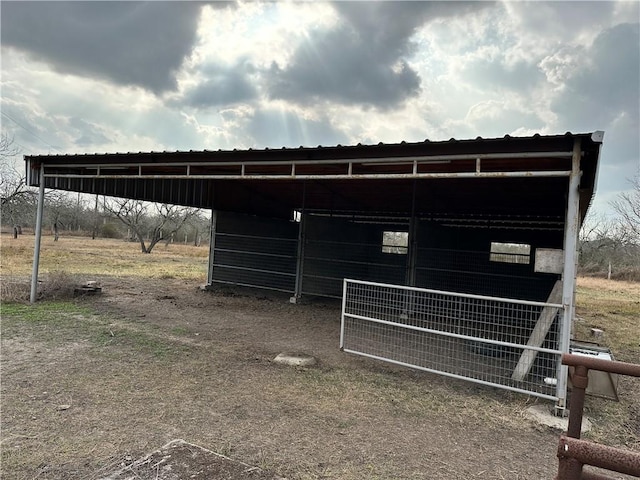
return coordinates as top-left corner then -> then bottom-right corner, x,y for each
588,130 -> 605,208
591,131 -> 605,143
23,131 -> 604,161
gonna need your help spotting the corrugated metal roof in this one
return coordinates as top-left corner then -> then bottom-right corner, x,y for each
24,131 -> 603,224
25,131 -> 601,159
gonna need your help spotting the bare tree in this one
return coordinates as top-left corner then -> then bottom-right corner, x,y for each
1,134 -> 25,205
0,134 -> 35,234
184,211 -> 210,246
579,211 -> 618,277
104,198 -> 200,253
611,172 -> 640,246
579,176 -> 640,279
45,191 -> 77,241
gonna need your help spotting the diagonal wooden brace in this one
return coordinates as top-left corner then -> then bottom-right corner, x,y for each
512,280 -> 563,382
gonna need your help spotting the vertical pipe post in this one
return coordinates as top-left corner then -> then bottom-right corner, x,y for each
207,210 -> 218,285
30,166 -> 45,304
92,193 -> 99,240
556,138 -> 582,413
558,361 -> 588,480
566,364 -> 589,439
292,182 -> 307,303
402,181 -> 418,318
406,180 -> 418,287
292,212 -> 306,302
406,216 -> 418,287
340,279 -> 348,349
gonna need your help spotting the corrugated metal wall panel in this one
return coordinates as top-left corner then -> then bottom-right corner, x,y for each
212,266 -> 296,292
302,216 -> 407,297
210,213 -> 561,303
414,220 -> 561,302
211,211 -> 298,293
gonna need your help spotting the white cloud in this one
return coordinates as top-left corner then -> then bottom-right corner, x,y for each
503,1 -> 616,47
1,1 -> 637,218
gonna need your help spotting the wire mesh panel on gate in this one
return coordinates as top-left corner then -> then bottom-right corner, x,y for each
341,279 -> 563,399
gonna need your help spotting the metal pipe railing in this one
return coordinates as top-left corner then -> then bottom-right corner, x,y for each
558,437 -> 640,478
555,353 -> 640,480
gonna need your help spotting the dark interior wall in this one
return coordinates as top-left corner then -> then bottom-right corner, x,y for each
415,221 -> 563,301
210,211 -> 298,292
301,215 -> 407,297
210,212 -> 565,302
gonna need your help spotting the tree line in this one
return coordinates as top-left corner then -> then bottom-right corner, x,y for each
579,178 -> 640,281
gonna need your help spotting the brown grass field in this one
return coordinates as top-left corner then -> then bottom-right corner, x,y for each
1,232 -> 638,479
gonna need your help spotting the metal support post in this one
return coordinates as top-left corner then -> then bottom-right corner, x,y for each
406,216 -> 418,287
405,180 -> 418,287
292,212 -> 306,303
30,166 -> 45,304
340,279 -> 348,349
400,182 -> 419,317
555,138 -> 582,414
207,210 -> 218,285
291,183 -> 306,303
566,364 -> 589,439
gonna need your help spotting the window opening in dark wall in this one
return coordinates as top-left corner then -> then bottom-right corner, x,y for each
382,231 -> 408,254
490,242 -> 531,264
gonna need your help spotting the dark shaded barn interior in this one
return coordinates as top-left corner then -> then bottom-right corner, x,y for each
26,132 -> 603,303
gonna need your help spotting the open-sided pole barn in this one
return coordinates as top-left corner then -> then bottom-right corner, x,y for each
25,132 -> 604,412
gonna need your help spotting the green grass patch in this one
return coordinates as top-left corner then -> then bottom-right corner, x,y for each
1,301 -> 95,336
2,300 -> 92,319
94,327 -> 187,358
171,326 -> 192,336
1,300 -> 189,359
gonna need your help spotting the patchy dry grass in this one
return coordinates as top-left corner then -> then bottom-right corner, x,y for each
1,233 -> 208,281
575,277 -> 640,360
573,277 -> 640,450
1,270 -> 81,304
0,294 -> 551,480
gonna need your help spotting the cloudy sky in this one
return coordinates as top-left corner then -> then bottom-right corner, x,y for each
1,1 -> 638,217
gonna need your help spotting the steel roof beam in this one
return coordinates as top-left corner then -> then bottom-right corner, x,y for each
44,170 -> 572,181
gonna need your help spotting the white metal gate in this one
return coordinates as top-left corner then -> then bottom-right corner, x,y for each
340,279 -> 566,401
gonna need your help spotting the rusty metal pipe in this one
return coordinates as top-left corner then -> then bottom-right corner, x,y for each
567,364 -> 588,439
580,470 -> 620,480
558,436 -> 640,477
557,354 -> 640,480
562,353 -> 640,377
556,456 -> 583,480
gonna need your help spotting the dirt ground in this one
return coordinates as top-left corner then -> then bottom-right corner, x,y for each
103,439 -> 283,480
2,274 -> 638,479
